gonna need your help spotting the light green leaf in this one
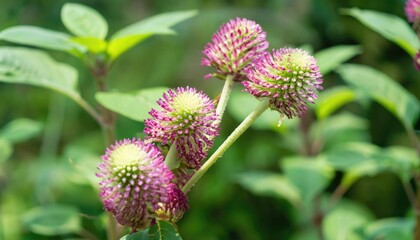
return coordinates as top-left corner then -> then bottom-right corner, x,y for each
0,47 -> 79,99
108,10 -> 197,59
71,37 -> 107,53
0,118 -> 43,144
362,218 -> 414,240
336,64 -> 420,127
0,26 -> 86,53
381,146 -> 420,182
61,3 -> 108,39
282,157 -> 334,205
0,138 -> 12,164
120,229 -> 149,240
64,145 -> 100,187
22,204 -> 82,236
95,87 -> 168,122
148,220 -> 182,240
324,142 -> 380,171
314,86 -> 357,119
343,8 -> 420,56
315,45 -> 362,75
236,171 -> 302,207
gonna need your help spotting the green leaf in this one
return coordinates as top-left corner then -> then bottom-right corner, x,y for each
314,86 -> 357,119
70,37 -> 107,53
236,171 -> 302,207
0,118 -> 43,144
148,220 -> 182,240
362,218 -> 414,240
61,3 -> 108,39
342,8 -> 420,56
381,146 -> 420,182
336,64 -> 420,127
282,157 -> 334,205
95,87 -> 168,122
0,138 -> 12,164
22,204 -> 82,236
64,145 -> 100,187
314,45 -> 362,75
108,10 -> 197,59
0,47 -> 79,99
120,229 -> 149,240
0,26 -> 86,53
324,142 -> 380,171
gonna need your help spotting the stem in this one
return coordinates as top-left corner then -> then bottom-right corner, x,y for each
329,183 -> 348,208
71,94 -> 103,126
182,99 -> 270,193
402,179 -> 416,209
313,194 -> 324,240
215,75 -> 234,120
406,124 -> 420,240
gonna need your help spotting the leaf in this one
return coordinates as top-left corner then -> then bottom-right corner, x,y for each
22,204 -> 82,236
64,145 -> 100,187
282,157 -> 334,205
61,3 -> 108,39
314,86 -> 357,119
324,142 -> 380,171
342,8 -> 420,56
95,87 -> 168,122
108,10 -> 197,59
0,138 -> 12,164
0,26 -> 86,53
0,118 -> 43,144
314,45 -> 362,74
362,218 -> 414,240
148,220 -> 182,240
120,229 -> 149,240
236,171 -> 302,207
70,37 -> 107,53
336,64 -> 420,127
380,146 -> 420,182
0,47 -> 79,99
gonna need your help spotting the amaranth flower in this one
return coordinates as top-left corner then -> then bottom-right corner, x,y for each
201,17 -> 269,81
405,0 -> 420,23
243,48 -> 323,119
96,138 -> 187,230
144,87 -> 219,169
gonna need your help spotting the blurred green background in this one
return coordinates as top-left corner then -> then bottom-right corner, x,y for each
0,0 -> 419,239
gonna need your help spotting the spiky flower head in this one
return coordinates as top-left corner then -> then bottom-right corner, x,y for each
201,17 -> 269,81
144,87 -> 219,168
405,0 -> 420,23
243,48 -> 323,119
96,138 -> 188,230
414,50 -> 420,71
155,187 -> 189,222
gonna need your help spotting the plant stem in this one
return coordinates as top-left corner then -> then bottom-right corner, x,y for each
71,94 -> 103,126
215,75 -> 234,120
182,99 -> 270,193
329,183 -> 348,208
313,194 -> 324,240
402,179 -> 416,210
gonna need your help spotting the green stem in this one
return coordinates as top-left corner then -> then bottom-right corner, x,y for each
71,94 -> 103,127
182,99 -> 270,193
216,75 -> 234,120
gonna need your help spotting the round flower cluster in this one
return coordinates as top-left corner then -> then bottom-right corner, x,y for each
405,0 -> 420,23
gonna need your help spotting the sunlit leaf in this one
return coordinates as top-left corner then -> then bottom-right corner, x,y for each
149,220 -> 182,240
314,86 -> 357,119
343,8 -> 420,56
120,229 -> 149,240
0,47 -> 79,99
236,171 -> 302,207
315,45 -> 362,74
0,138 -> 12,164
336,64 -> 420,127
362,218 -> 414,240
61,3 -> 108,39
108,10 -> 197,59
0,118 -> 43,144
70,37 -> 107,53
0,26 -> 86,53
95,87 -> 168,122
22,204 -> 82,236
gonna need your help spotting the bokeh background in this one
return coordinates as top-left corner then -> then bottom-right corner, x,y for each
0,0 -> 419,239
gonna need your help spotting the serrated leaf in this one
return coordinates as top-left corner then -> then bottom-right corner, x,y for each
0,47 -> 79,99
342,8 -> 420,56
314,45 -> 362,74
314,86 -> 357,119
0,138 -> 12,164
108,10 -> 197,59
95,87 -> 168,122
148,220 -> 182,240
22,204 -> 82,236
120,229 -> 149,240
61,3 -> 108,39
0,26 -> 86,53
236,171 -> 302,207
0,118 -> 43,144
336,64 -> 420,127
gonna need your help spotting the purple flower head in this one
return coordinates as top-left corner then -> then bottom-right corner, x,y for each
414,50 -> 420,71
201,17 -> 269,82
144,87 -> 220,169
155,187 -> 189,222
96,138 -> 188,230
243,48 -> 323,119
405,0 -> 420,23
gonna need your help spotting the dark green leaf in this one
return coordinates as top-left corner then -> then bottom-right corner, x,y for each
0,138 -> 12,164
108,10 -> 197,59
314,45 -> 362,74
362,218 -> 414,240
22,204 -> 82,236
336,64 -> 420,127
120,229 -> 149,240
95,87 -> 168,122
0,118 -> 43,144
314,86 -> 357,119
148,220 -> 182,240
343,8 -> 420,56
61,3 -> 108,39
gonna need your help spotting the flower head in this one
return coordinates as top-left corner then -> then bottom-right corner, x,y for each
144,87 -> 219,168
201,17 -> 269,81
96,138 -> 188,230
414,50 -> 420,71
243,48 -> 323,119
155,187 -> 189,222
405,0 -> 420,23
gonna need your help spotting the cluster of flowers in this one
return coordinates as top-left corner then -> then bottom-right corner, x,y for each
97,17 -> 323,231
405,0 -> 420,70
